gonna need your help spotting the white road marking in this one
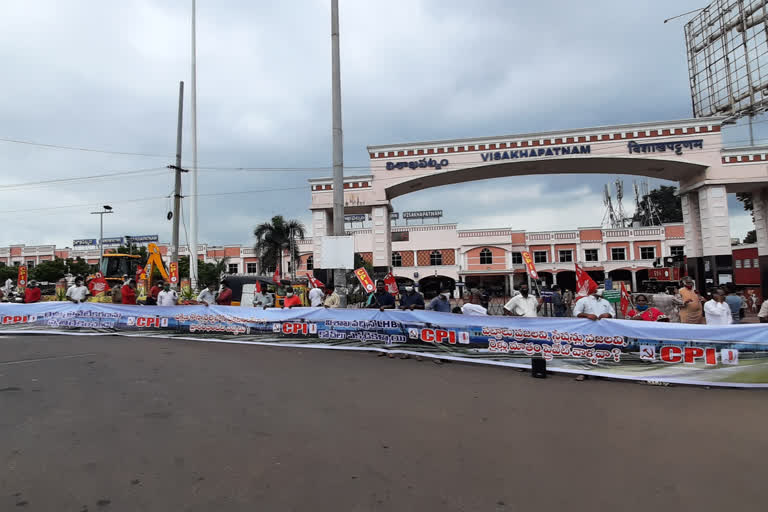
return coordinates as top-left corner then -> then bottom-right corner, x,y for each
0,353 -> 97,366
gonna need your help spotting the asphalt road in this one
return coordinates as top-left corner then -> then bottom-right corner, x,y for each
1,334 -> 767,512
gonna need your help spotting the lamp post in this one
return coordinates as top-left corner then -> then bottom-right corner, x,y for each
91,205 -> 113,272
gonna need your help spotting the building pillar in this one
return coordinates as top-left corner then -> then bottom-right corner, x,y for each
552,272 -> 558,286
752,187 -> 768,298
697,185 -> 733,290
631,270 -> 637,292
371,205 -> 392,272
681,191 -> 705,290
310,209 -> 333,270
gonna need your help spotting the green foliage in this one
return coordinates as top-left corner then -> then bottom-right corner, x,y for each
30,258 -> 69,282
113,245 -> 149,264
0,264 -> 19,282
632,185 -> 682,225
254,215 -> 306,274
744,230 -> 757,244
354,253 -> 373,273
736,192 -> 754,220
198,258 -> 228,287
67,257 -> 93,277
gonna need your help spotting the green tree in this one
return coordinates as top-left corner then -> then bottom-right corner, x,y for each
253,215 -> 306,274
354,253 -> 373,274
67,257 -> 93,277
112,245 -> 149,265
736,192 -> 754,219
632,185 -> 682,225
744,230 -> 757,244
30,258 -> 69,282
0,264 -> 19,283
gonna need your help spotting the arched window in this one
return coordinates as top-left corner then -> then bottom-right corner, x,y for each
479,248 -> 493,265
430,250 -> 443,266
306,255 -> 313,271
392,252 -> 402,267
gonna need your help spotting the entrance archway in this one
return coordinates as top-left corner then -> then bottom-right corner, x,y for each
310,118 -> 764,294
418,275 -> 455,300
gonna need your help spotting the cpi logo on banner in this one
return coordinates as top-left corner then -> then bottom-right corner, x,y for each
126,316 -> 169,328
521,251 -> 538,280
354,267 -> 375,293
411,328 -> 469,345
273,322 -> 317,335
2,314 -> 37,325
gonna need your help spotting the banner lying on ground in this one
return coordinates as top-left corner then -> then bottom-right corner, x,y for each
2,303 -> 768,387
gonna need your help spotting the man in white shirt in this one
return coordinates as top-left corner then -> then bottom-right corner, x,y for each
157,282 -> 178,306
66,277 -> 90,304
573,289 -> 615,320
308,286 -> 325,307
758,299 -> 768,323
503,284 -> 543,317
461,302 -> 488,316
704,288 -> 733,325
197,282 -> 217,306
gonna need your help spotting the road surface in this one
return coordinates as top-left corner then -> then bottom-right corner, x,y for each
1,334 -> 766,511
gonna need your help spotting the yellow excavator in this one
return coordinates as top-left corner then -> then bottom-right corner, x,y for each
97,243 -> 169,286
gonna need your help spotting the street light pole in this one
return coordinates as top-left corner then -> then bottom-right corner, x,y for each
91,206 -> 113,272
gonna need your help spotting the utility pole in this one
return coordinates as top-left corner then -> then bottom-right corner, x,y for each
331,0 -> 347,307
170,81 -> 185,286
91,205 -> 113,272
189,0 -> 199,290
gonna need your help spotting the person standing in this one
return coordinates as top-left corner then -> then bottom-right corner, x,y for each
399,285 -> 425,310
677,277 -> 704,324
366,280 -> 396,310
426,287 -> 452,313
24,280 -> 42,303
563,288 -> 574,315
503,284 -> 542,317
572,288 -> 615,320
758,298 -> 768,323
121,279 -> 137,305
197,282 -> 218,306
627,294 -> 668,322
216,280 -> 232,306
147,280 -> 163,306
308,285 -> 325,307
66,277 -> 90,304
704,288 -> 733,325
282,286 -> 302,308
724,284 -> 743,324
157,282 -> 178,306
323,287 -> 340,308
110,283 -> 122,304
551,285 -> 566,317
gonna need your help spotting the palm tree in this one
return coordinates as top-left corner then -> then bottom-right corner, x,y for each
254,215 -> 306,276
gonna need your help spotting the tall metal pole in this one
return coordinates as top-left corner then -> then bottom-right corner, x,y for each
189,0 -> 199,290
99,214 -> 104,270
171,81 -> 185,284
331,0 -> 347,307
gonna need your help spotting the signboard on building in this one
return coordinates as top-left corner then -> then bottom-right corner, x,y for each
101,237 -> 124,246
126,235 -> 159,243
73,239 -> 97,247
403,210 -> 443,219
344,214 -> 366,223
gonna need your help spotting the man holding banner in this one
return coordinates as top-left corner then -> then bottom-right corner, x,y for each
503,283 -> 543,317
573,288 -> 614,320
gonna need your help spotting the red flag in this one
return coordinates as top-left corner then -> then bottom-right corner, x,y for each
574,263 -> 598,298
255,280 -> 262,293
16,265 -> 28,294
620,281 -> 633,317
306,273 -> 325,289
383,272 -> 398,294
354,267 -> 375,293
521,251 -> 539,280
273,265 -> 281,283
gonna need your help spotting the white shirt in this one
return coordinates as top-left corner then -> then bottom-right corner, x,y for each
66,285 -> 89,303
197,288 -> 217,305
309,287 -> 325,307
759,300 -> 768,319
157,289 -> 178,306
704,300 -> 733,325
504,295 -> 539,317
572,295 -> 615,318
461,303 -> 487,316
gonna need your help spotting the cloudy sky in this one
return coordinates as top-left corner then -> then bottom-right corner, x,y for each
0,0 -> 760,249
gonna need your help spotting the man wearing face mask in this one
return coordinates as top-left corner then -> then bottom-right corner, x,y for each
215,280 -> 233,306
367,280 -> 396,311
426,288 -> 452,313
572,288 -> 614,321
704,287 -> 733,325
156,282 -> 178,306
677,276 -> 703,324
627,294 -> 668,322
503,284 -> 543,317
399,284 -> 425,310
282,286 -> 303,308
